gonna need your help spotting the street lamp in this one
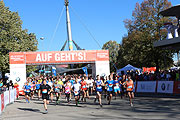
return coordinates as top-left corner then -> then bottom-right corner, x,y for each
40,37 -> 44,51
40,37 -> 45,76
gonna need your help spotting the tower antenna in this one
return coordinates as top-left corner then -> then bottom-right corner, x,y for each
65,0 -> 73,51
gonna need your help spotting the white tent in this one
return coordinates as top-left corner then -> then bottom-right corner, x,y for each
117,64 -> 141,75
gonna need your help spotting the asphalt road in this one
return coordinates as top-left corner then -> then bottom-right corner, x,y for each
1,95 -> 180,120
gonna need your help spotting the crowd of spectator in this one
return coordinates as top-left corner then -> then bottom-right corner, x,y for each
0,79 -> 14,94
127,69 -> 180,81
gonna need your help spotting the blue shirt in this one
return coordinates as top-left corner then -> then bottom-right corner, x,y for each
69,80 -> 75,86
36,84 -> 40,90
106,80 -> 114,91
25,85 -> 31,92
96,80 -> 102,92
113,80 -> 120,89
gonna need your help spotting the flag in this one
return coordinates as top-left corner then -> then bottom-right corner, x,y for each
82,67 -> 88,76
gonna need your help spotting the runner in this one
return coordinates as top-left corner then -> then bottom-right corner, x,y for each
80,76 -> 87,102
65,81 -> 71,104
72,77 -> 81,106
94,75 -> 104,107
47,79 -> 53,102
89,76 -> 94,96
105,75 -> 114,105
53,80 -> 61,105
113,76 -> 121,100
57,78 -> 64,98
125,75 -> 134,107
40,80 -> 51,114
35,81 -> 41,100
120,75 -> 127,99
69,76 -> 75,101
85,76 -> 90,99
23,82 -> 31,103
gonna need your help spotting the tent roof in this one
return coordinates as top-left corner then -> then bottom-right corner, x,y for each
159,4 -> 180,17
117,64 -> 140,73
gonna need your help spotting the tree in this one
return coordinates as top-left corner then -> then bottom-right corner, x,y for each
102,40 -> 120,72
120,0 -> 174,71
0,1 -> 38,78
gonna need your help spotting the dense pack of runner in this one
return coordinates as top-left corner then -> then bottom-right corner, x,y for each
23,74 -> 134,114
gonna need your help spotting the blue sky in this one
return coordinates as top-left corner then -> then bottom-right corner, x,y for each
3,0 -> 179,51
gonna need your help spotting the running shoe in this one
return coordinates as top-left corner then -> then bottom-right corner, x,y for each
130,103 -> 133,107
44,110 -> 48,114
94,98 -> 96,103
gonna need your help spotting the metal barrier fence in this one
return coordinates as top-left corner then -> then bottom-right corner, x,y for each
0,89 -> 17,115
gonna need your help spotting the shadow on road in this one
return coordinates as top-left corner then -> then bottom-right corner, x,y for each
18,108 -> 41,113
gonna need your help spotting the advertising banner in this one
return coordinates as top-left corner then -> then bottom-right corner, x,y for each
9,64 -> 26,91
173,81 -> 180,94
10,89 -> 15,103
95,61 -> 110,77
136,81 -> 156,93
157,81 -> 174,93
0,95 -> 1,114
14,89 -> 17,100
133,82 -> 136,92
4,91 -> 9,106
1,94 -> 4,112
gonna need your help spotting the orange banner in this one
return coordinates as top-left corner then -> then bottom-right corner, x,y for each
9,50 -> 109,64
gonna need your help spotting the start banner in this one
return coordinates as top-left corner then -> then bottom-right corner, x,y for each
9,50 -> 109,65
136,81 -> 156,93
157,81 -> 174,94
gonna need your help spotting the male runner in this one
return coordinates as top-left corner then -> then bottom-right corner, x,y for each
53,81 -> 61,105
89,76 -> 94,96
72,78 -> 81,106
125,75 -> 134,107
35,81 -> 41,100
24,82 -> 31,103
47,79 -> 53,102
40,80 -> 51,114
105,75 -> 114,105
94,75 -> 104,107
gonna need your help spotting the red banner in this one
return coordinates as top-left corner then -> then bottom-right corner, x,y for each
9,50 -> 109,64
173,81 -> 180,94
1,94 -> 4,112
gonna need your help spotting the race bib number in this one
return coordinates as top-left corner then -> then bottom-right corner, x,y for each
83,86 -> 86,88
26,89 -> 30,92
114,86 -> 119,89
116,83 -> 119,86
42,89 -> 47,94
97,85 -> 102,89
66,90 -> 70,93
109,84 -> 113,87
74,91 -> 79,95
128,86 -> 133,89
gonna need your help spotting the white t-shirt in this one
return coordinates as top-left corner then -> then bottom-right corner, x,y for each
89,79 -> 94,87
62,78 -> 66,82
73,83 -> 81,91
85,80 -> 90,88
48,82 -> 53,88
67,82 -> 72,87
